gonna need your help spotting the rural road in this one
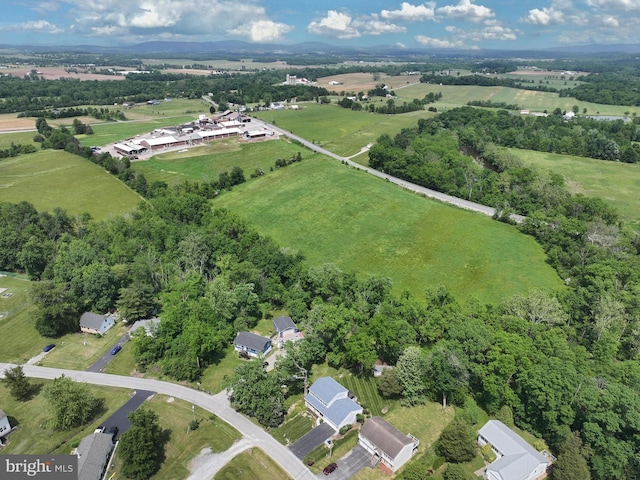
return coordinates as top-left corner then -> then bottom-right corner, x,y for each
250,117 -> 525,224
0,363 -> 316,480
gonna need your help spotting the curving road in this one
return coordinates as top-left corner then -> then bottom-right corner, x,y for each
0,363 -> 315,480
251,117 -> 524,224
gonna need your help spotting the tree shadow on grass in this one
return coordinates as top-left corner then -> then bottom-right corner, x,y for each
156,428 -> 172,466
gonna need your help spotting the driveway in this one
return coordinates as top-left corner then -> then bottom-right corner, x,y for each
86,333 -> 129,373
99,389 -> 154,440
289,423 -> 336,459
318,445 -> 371,480
0,363 -> 316,480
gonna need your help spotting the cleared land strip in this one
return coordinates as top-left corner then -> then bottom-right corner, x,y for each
253,118 -> 525,224
0,363 -> 315,480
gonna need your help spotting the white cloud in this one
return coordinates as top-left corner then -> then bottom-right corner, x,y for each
436,0 -> 494,23
415,35 -> 467,48
8,20 -> 64,34
586,0 -> 640,11
598,14 -> 620,26
522,7 -> 566,25
307,10 -> 404,39
229,20 -> 293,42
381,2 -> 437,22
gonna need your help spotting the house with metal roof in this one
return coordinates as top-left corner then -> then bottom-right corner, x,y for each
305,377 -> 363,431
77,432 -> 114,480
79,312 -> 115,336
233,331 -> 272,357
358,416 -> 419,472
477,420 -> 548,480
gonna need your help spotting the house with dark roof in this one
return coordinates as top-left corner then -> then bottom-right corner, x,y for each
77,432 -> 114,480
233,331 -> 272,357
0,409 -> 11,439
305,377 -> 363,431
478,420 -> 548,480
79,312 -> 115,336
358,416 -> 419,472
272,315 -> 297,337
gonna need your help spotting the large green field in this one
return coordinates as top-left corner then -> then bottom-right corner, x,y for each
132,138 -> 315,186
514,148 -> 640,228
214,156 -> 563,303
0,150 -> 141,219
252,103 -> 435,157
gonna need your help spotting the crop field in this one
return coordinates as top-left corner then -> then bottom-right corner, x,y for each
214,156 -> 563,304
396,83 -> 639,117
341,375 -> 385,416
0,150 -> 141,219
131,138 -> 315,186
319,72 -> 421,94
514,148 -> 640,228
252,103 -> 434,157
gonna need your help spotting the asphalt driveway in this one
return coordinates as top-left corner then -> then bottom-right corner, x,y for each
99,389 -> 154,440
86,333 -> 129,373
317,445 -> 371,480
289,423 -> 336,460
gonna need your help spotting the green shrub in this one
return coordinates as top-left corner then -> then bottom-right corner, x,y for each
432,456 -> 445,470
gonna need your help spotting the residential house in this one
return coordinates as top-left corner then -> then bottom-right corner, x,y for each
80,312 -> 115,336
233,331 -> 272,357
272,315 -> 297,338
305,377 -> 363,431
77,432 -> 114,480
128,317 -> 160,337
358,416 -> 419,472
0,410 -> 11,438
478,420 -> 548,480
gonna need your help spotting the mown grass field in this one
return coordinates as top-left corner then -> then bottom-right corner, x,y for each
270,412 -> 314,445
252,103 -> 435,157
214,156 -> 563,303
396,83 -> 639,117
0,130 -> 38,148
0,380 -> 132,455
0,150 -> 141,219
514,148 -> 640,229
214,447 -> 291,480
131,138 -> 313,186
341,375 -> 386,416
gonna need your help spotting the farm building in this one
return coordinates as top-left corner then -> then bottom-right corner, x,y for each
244,130 -> 268,140
140,136 -> 186,151
198,128 -> 242,141
358,416 -> 419,472
113,142 -> 147,157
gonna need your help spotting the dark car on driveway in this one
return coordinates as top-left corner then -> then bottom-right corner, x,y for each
323,463 -> 337,475
43,343 -> 56,352
110,345 -> 122,355
108,426 -> 119,441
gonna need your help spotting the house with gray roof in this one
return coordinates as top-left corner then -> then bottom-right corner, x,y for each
79,312 -> 115,336
358,416 -> 419,472
0,409 -> 11,439
478,420 -> 548,480
233,331 -> 272,357
305,377 -> 363,431
272,315 -> 297,337
77,432 -> 114,480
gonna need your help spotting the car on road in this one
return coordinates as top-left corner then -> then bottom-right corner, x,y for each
323,463 -> 337,475
43,344 -> 56,352
110,345 -> 122,355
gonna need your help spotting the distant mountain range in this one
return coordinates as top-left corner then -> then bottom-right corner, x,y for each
3,40 -> 640,58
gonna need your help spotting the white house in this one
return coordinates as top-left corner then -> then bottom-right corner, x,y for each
478,420 -> 548,480
233,331 -> 272,357
358,416 -> 419,472
79,312 -> 115,336
77,432 -> 114,480
0,410 -> 11,438
305,377 -> 362,431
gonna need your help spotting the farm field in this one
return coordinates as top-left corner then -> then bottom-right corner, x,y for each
0,150 -> 142,219
131,138 -> 315,186
214,156 -> 564,304
319,72 -> 422,94
395,83 -> 640,117
514,148 -> 640,228
0,130 -> 38,147
252,103 -> 434,157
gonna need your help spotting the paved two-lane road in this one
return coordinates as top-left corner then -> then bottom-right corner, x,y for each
0,363 -> 316,480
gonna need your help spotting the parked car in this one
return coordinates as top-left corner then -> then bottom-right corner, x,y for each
110,345 -> 122,355
108,426 -> 119,440
323,463 -> 338,475
43,344 -> 56,352
94,426 -> 106,433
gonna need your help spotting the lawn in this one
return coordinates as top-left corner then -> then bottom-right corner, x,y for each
0,131 -> 38,148
198,345 -> 244,394
251,103 -> 434,157
340,374 -> 386,416
270,411 -> 315,445
214,447 -> 291,480
513,148 -> 640,229
131,138 -> 312,186
40,322 -> 130,371
0,380 -> 132,455
0,150 -> 142,219
214,156 -> 563,304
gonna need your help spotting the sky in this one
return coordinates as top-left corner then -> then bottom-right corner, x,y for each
1,0 -> 639,50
